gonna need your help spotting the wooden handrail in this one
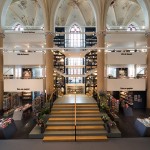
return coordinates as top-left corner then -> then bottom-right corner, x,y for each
74,90 -> 77,141
93,89 -> 100,99
48,89 -> 57,102
75,91 -> 76,126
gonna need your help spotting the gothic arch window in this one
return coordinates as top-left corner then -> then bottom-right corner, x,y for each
69,24 -> 82,47
127,24 -> 137,31
13,23 -> 24,31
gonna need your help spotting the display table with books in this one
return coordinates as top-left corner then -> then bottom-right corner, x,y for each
135,118 -> 150,136
13,104 -> 32,120
0,118 -> 17,139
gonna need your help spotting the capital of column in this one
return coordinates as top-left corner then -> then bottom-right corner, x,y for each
0,31 -> 5,38
145,32 -> 150,37
45,31 -> 55,38
96,31 -> 106,37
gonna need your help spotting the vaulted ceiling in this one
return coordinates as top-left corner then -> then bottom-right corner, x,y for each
4,0 -> 145,29
107,0 -> 145,28
55,0 -> 96,26
5,0 -> 44,27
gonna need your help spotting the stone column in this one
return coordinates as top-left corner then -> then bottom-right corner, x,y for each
45,32 -> 54,100
97,31 -> 105,92
146,32 -> 150,108
0,31 -> 4,112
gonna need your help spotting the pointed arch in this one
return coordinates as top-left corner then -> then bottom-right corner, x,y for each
1,0 -> 45,28
69,23 -> 82,47
1,0 -> 13,28
136,0 -> 149,28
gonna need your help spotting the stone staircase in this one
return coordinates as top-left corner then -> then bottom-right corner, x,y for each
43,103 -> 108,142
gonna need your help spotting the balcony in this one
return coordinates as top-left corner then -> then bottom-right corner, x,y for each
105,51 -> 146,65
3,52 -> 45,65
105,78 -> 146,91
4,78 -> 45,92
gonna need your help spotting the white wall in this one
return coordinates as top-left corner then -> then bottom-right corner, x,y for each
106,52 -> 146,64
3,52 -> 45,65
105,79 -> 146,91
4,79 -> 45,92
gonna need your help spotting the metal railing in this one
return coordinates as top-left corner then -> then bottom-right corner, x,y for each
48,89 -> 58,112
93,89 -> 100,111
74,90 -> 77,141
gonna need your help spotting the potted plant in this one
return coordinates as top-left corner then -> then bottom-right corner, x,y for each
99,91 -> 109,111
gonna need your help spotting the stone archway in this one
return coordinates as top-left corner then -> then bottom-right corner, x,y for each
1,0 -> 45,29
137,0 -> 149,28
1,0 -> 12,28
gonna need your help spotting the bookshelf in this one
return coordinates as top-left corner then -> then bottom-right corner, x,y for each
53,51 -> 65,73
85,50 -> 97,73
85,74 -> 97,94
22,68 -> 32,103
120,91 -> 133,106
54,27 -> 65,47
85,27 -> 97,47
54,72 -> 65,95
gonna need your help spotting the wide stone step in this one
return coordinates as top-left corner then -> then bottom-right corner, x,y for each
51,110 -> 100,114
43,136 -> 75,142
48,117 -> 102,122
76,130 -> 108,136
44,130 -> 75,136
44,129 -> 107,136
46,121 -> 104,126
50,113 -> 101,118
53,104 -> 97,108
76,125 -> 104,130
51,110 -> 74,114
53,104 -> 74,108
77,121 -> 104,125
46,121 -> 74,126
52,107 -> 99,111
76,135 -> 108,141
45,125 -> 105,131
46,126 -> 75,131
43,135 -> 108,142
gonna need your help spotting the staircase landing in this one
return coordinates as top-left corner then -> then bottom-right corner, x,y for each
54,94 -> 96,104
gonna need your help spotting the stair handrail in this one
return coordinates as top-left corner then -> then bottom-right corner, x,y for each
75,91 -> 77,126
74,90 -> 77,141
93,89 -> 101,110
48,89 -> 58,112
49,89 -> 57,101
54,67 -> 97,78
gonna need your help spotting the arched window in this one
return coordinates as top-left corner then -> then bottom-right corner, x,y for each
127,24 -> 137,31
13,23 -> 24,31
69,24 -> 82,47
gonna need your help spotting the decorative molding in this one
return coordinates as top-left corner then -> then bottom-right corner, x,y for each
45,32 -> 55,37
96,31 -> 106,37
145,32 -> 150,37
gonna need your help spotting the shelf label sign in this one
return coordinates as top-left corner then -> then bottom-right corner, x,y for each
17,88 -> 30,91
